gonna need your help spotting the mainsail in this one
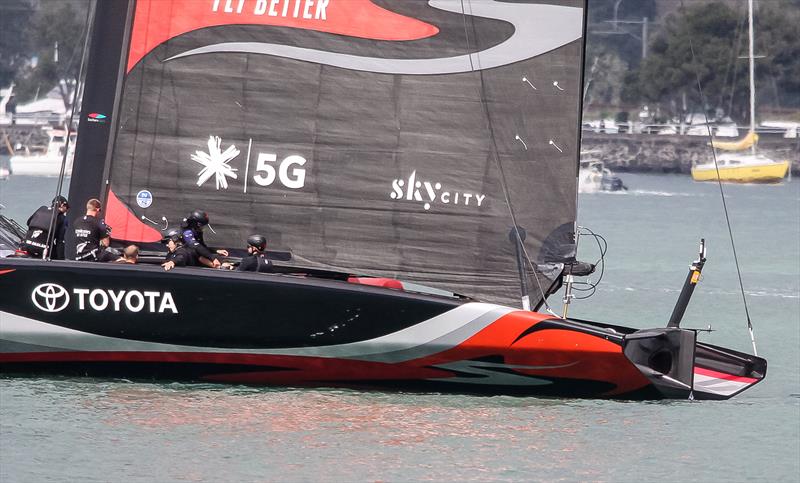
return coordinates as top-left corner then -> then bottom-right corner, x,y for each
70,0 -> 586,308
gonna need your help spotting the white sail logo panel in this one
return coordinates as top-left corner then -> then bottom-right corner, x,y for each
105,0 -> 586,307
389,170 -> 487,212
191,135 -> 308,191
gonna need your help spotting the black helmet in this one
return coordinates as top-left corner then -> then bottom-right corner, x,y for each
161,228 -> 183,244
185,210 -> 209,227
52,195 -> 69,208
247,234 -> 267,251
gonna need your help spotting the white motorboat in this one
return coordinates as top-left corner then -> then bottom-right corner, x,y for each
9,128 -> 75,177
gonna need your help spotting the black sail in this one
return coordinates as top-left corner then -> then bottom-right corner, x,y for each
77,0 -> 585,308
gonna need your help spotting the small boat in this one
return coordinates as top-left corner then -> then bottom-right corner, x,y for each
0,0 -> 765,399
691,3 -> 790,184
579,157 -> 626,192
8,128 -> 76,177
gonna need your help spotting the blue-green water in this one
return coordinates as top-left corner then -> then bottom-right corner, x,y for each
1,173 -> 798,482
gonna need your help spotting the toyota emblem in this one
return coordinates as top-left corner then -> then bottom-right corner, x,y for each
31,283 -> 70,313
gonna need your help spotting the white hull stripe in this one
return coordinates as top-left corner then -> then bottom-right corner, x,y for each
0,303 -> 515,361
693,373 -> 751,397
0,339 -> 66,353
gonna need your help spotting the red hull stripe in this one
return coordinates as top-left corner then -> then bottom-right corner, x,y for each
695,366 -> 758,383
0,269 -> 15,276
0,351 -> 452,382
105,188 -> 163,243
127,0 -> 439,72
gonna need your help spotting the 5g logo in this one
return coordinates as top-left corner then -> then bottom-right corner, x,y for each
192,136 -> 309,192
253,153 -> 307,189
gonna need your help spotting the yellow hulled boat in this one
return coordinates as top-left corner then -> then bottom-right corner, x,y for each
691,153 -> 790,183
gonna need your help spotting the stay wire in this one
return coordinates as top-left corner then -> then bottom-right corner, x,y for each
680,0 -> 758,355
461,0 -> 554,315
44,1 -> 95,260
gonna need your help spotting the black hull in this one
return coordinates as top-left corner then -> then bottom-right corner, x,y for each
0,258 -> 766,399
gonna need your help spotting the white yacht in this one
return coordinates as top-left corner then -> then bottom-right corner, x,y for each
9,128 -> 75,177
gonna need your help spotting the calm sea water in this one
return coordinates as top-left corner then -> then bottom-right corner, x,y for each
1,173 -> 798,482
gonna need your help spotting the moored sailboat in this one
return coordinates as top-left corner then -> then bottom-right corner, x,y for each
691,0 -> 790,183
0,0 -> 765,399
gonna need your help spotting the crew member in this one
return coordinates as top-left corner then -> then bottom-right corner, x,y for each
181,210 -> 228,268
19,196 -> 69,259
73,198 -> 111,261
114,245 -> 139,264
237,234 -> 274,273
97,237 -> 122,262
161,228 -> 193,271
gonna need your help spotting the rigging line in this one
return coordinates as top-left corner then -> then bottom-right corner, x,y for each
725,7 -> 746,117
680,0 -> 758,356
719,4 -> 745,113
44,1 -> 95,261
142,0 -> 178,201
461,0 -> 553,314
459,0 -> 475,72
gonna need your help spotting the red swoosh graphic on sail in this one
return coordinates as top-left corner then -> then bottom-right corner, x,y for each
105,188 -> 163,243
128,0 -> 439,72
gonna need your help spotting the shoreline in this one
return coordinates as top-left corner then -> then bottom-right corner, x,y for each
582,132 -> 800,175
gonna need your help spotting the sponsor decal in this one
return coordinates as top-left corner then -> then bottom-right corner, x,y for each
166,2 -> 583,76
390,170 -> 486,211
212,0 -> 329,19
31,229 -> 43,239
31,283 -> 70,313
192,136 -> 240,190
87,112 -> 108,124
136,189 -> 153,208
30,283 -> 178,314
192,135 -> 307,192
127,0 -> 437,72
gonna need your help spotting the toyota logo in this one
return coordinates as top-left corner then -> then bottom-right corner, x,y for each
31,283 -> 70,313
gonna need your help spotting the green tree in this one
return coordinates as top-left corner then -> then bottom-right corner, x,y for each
634,2 -> 743,121
629,0 -> 800,123
583,44 -> 628,108
586,0 -> 656,69
754,2 -> 800,109
0,0 -> 34,89
12,0 -> 90,104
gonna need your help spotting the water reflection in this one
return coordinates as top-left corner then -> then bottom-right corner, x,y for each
72,382 -> 682,480
2,376 -> 798,482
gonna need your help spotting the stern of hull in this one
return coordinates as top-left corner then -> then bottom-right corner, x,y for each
622,328 -> 766,400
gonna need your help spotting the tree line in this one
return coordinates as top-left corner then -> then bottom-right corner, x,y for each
1,0 -> 798,124
585,0 -> 800,124
0,0 -> 90,105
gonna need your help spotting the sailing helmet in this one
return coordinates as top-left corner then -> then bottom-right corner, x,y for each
161,228 -> 183,244
52,195 -> 69,208
246,234 -> 267,251
185,210 -> 209,228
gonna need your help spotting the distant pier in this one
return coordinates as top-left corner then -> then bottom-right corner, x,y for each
581,132 -> 799,176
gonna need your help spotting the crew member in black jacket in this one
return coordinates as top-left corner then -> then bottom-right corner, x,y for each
19,195 -> 69,259
161,228 -> 194,271
181,210 -> 228,268
73,198 -> 111,261
237,234 -> 273,273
